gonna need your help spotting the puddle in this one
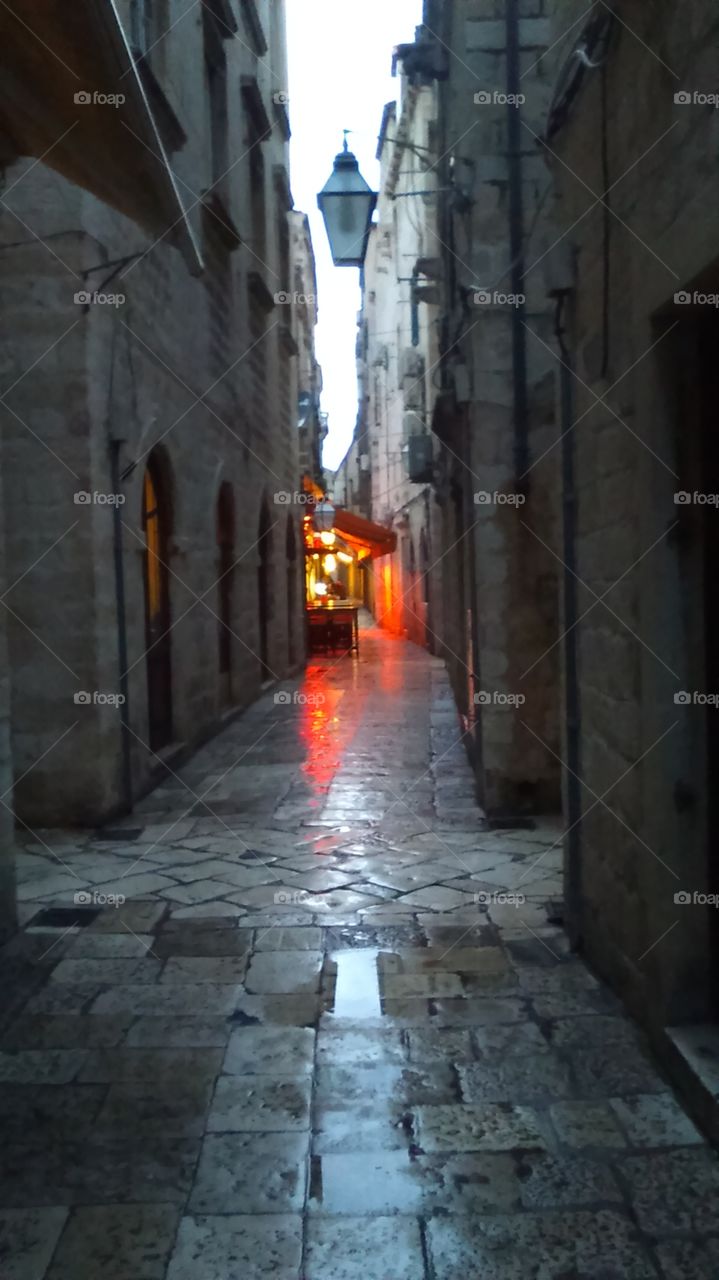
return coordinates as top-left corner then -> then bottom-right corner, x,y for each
331,948 -> 382,1018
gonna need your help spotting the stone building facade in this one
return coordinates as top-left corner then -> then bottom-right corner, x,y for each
0,0 -> 305,852
359,5 -> 561,818
542,0 -> 719,1103
289,211 -> 326,494
336,76 -> 443,650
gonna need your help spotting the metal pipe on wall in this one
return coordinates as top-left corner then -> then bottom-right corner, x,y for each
506,0 -> 529,486
555,295 -> 582,942
110,437 -> 133,814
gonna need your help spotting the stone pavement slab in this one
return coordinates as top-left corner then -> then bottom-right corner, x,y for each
4,628 -> 719,1278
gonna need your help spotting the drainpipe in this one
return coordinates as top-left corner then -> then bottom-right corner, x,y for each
506,0 -> 529,487
555,293 -> 582,943
110,437 -> 133,813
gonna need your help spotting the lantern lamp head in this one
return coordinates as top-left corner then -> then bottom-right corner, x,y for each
317,136 -> 378,268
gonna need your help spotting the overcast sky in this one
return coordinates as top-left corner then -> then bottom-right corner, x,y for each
286,0 -> 424,473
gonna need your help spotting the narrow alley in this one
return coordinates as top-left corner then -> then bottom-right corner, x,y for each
2,622 -> 717,1280
3,0 -> 719,1275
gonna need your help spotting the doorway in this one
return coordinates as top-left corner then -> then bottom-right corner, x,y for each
698,318 -> 719,1010
257,500 -> 272,682
286,515 -> 297,669
142,454 -> 173,750
217,482 -> 235,705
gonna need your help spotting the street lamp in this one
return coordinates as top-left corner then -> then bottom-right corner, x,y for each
317,135 -> 377,268
314,499 -> 336,532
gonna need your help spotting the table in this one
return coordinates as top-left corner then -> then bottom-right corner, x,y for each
306,603 -> 360,655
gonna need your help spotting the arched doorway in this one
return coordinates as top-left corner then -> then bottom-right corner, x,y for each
217,482 -> 235,704
257,500 -> 272,682
142,453 -> 173,750
286,515 -> 297,669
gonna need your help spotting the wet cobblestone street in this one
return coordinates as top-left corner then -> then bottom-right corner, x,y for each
2,625 -> 719,1279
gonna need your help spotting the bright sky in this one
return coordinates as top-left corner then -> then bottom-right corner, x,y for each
286,0 -> 424,472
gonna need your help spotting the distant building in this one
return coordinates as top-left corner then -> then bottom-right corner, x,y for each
335,68 -> 443,650
290,212 -> 326,494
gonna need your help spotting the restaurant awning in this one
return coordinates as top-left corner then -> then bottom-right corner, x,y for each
332,508 -> 397,559
0,0 -> 203,274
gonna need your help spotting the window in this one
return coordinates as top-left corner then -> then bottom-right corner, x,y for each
250,148 -> 266,262
130,0 -> 170,63
130,0 -> 151,52
204,8 -> 229,188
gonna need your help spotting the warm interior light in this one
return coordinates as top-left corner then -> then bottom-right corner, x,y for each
313,581 -> 328,597
337,551 -> 353,564
323,554 -> 337,573
320,531 -> 336,547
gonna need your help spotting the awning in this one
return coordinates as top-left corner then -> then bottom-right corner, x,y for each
0,0 -> 203,274
332,508 -> 397,559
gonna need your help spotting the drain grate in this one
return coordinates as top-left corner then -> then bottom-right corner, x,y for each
29,905 -> 101,929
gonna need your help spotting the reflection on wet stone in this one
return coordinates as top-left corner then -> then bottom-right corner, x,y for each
3,631 -> 717,1278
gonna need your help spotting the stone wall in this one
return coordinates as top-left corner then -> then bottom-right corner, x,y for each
427,0 -> 561,815
0,487 -> 16,941
0,0 -> 304,827
545,0 -> 719,1026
